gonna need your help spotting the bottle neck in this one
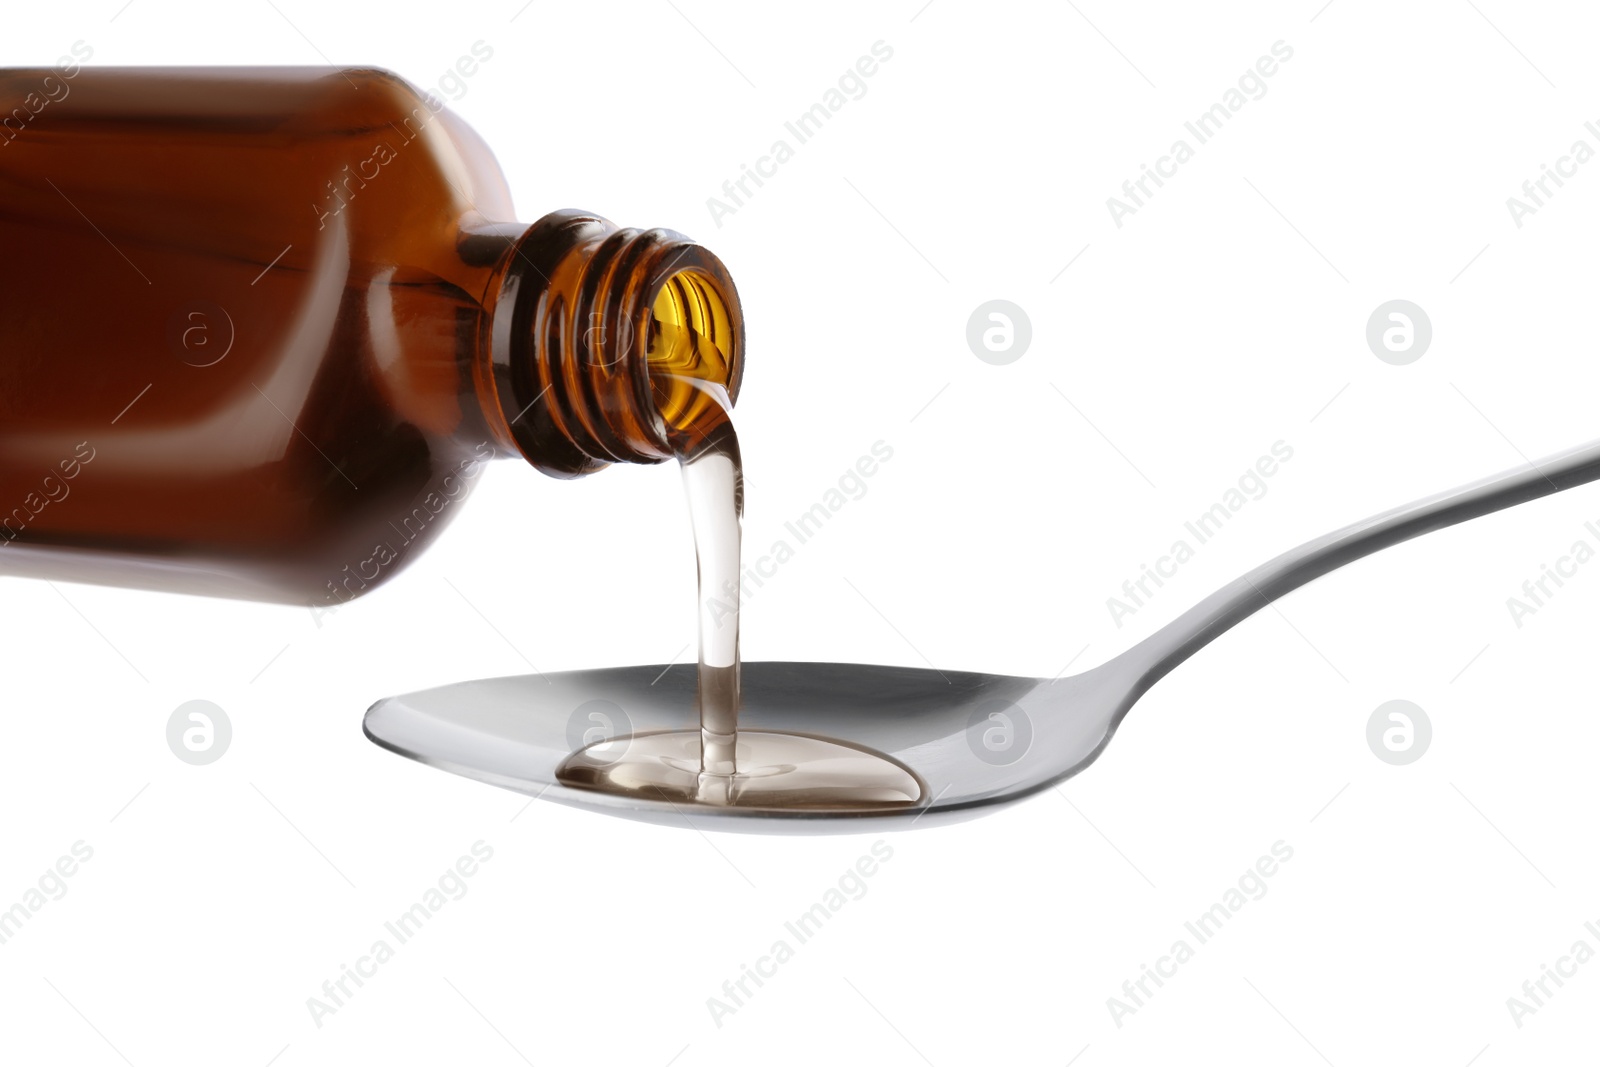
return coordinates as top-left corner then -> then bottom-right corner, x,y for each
479,209 -> 744,477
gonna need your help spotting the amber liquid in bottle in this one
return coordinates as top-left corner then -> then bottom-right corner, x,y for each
0,65 -> 919,809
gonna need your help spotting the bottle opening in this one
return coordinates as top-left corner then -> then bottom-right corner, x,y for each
486,211 -> 744,475
646,269 -> 739,443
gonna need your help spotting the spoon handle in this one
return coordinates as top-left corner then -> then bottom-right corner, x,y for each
1113,437 -> 1600,699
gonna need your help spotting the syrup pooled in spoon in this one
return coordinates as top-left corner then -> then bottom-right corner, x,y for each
555,275 -> 924,810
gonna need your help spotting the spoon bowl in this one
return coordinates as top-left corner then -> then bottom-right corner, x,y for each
364,660 -> 1115,833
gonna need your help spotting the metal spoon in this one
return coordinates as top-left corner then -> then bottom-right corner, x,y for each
364,437 -> 1600,833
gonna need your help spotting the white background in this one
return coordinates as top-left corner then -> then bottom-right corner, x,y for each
4,1 -> 1600,1064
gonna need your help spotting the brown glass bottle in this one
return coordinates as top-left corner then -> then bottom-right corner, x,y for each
0,65 -> 742,606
